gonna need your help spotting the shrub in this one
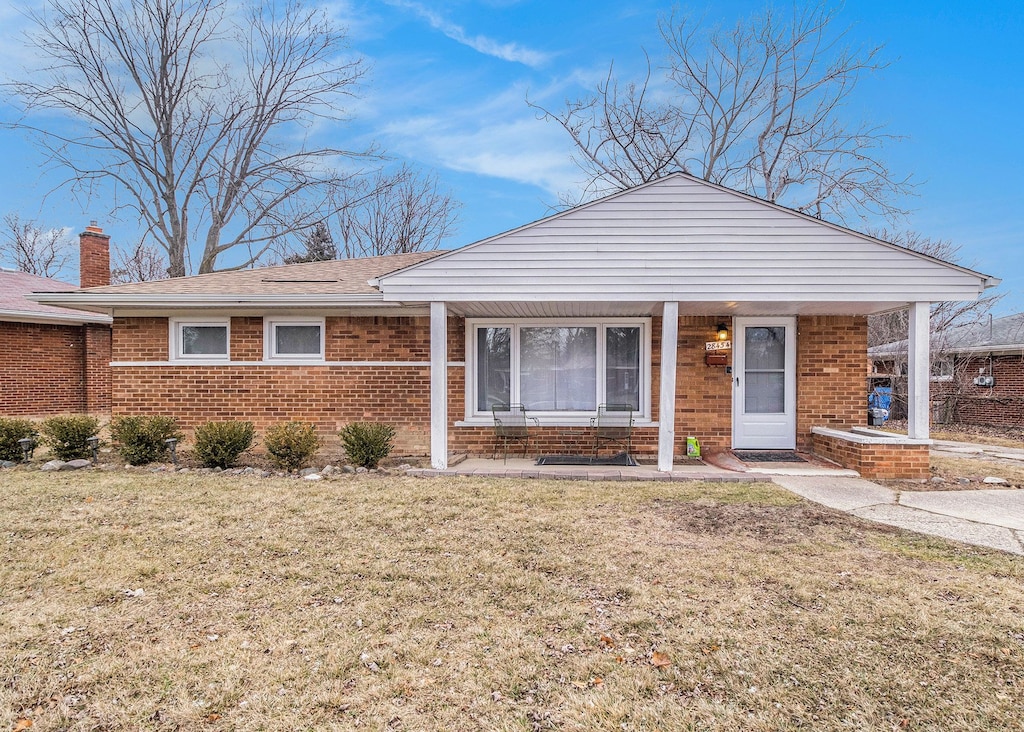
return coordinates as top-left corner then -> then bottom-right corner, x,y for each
193,420 -> 256,469
0,418 -> 38,462
263,421 -> 320,472
41,415 -> 101,461
110,415 -> 182,465
339,422 -> 396,469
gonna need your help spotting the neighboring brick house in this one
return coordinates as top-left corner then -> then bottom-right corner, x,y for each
1,224 -> 113,416
36,174 -> 998,478
871,313 -> 1024,429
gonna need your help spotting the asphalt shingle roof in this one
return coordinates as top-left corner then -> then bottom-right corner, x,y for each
0,269 -> 108,323
80,251 -> 441,297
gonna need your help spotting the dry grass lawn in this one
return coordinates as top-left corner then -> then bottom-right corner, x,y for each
2,471 -> 1022,731
927,454 -> 1024,488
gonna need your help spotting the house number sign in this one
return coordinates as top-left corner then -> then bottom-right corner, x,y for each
705,340 -> 732,351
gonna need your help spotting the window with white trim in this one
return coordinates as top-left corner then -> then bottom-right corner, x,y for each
469,319 -> 650,420
265,318 -> 325,361
170,319 -> 230,361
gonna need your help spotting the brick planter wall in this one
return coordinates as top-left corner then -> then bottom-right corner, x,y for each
812,428 -> 930,480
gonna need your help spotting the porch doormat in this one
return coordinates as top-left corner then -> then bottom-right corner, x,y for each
733,451 -> 806,463
536,452 -> 637,467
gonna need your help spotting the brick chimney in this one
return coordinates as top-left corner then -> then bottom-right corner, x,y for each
79,221 -> 111,288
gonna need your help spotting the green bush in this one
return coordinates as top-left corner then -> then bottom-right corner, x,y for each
41,415 -> 101,461
339,422 -> 396,469
110,415 -> 182,465
263,421 -> 320,472
0,418 -> 38,462
193,420 -> 255,469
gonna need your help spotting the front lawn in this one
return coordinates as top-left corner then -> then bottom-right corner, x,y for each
1,472 -> 1021,730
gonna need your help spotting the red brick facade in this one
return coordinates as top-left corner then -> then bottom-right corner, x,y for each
936,354 -> 1024,429
796,315 -> 869,446
108,313 -> 873,463
0,320 -> 112,417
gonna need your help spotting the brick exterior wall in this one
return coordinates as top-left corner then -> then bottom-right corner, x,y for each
0,321 -> 86,415
812,431 -> 929,480
939,354 -> 1024,429
0,320 -> 112,417
108,313 -> 872,463
796,315 -> 869,447
84,324 -> 112,412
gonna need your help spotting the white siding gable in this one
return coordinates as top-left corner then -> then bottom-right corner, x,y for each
378,174 -> 993,308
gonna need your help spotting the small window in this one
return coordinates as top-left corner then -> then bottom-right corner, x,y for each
266,318 -> 324,361
930,358 -> 954,382
171,319 -> 229,361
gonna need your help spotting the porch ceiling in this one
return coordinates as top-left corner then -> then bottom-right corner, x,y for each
447,300 -> 913,318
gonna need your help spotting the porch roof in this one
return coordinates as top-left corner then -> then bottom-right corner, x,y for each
377,173 -> 997,316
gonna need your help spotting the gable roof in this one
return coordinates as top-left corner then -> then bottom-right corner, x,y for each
0,269 -> 112,325
377,173 -> 997,317
30,251 -> 440,312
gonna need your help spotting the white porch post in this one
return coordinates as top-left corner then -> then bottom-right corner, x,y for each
658,302 -> 679,471
907,301 -> 931,440
430,301 -> 448,469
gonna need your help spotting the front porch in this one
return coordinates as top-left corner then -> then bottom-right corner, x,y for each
409,449 -> 864,482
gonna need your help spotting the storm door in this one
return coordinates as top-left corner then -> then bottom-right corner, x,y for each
732,317 -> 796,450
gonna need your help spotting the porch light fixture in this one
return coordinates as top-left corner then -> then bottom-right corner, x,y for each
87,436 -> 100,464
18,437 -> 35,462
716,323 -> 730,341
164,437 -> 178,467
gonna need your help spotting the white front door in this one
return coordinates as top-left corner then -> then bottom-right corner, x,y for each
732,317 -> 797,450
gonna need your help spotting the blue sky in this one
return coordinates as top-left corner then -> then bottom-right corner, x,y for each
1,0 -> 1022,313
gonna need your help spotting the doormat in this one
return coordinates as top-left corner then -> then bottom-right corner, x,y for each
536,452 -> 637,467
733,451 -> 806,463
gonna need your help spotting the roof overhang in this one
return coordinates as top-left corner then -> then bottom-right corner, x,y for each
0,307 -> 113,325
28,291 -> 395,314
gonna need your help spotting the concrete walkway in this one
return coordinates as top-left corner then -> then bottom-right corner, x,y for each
931,438 -> 1024,463
772,475 -> 1024,555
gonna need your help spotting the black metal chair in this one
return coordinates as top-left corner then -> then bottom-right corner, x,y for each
491,403 -> 539,462
591,403 -> 634,459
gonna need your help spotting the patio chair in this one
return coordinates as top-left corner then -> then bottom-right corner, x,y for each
591,403 -> 634,460
491,403 -> 539,462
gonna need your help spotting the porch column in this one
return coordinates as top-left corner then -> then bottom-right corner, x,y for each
658,302 -> 679,471
907,301 -> 930,440
430,301 -> 448,469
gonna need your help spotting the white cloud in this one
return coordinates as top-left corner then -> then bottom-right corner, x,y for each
381,105 -> 582,198
386,0 -> 551,68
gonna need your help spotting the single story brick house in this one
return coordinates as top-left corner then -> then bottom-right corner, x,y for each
1,225 -> 113,416
34,174 -> 998,477
871,313 -> 1024,429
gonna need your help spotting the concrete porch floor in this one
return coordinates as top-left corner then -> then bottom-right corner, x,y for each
407,451 -> 857,482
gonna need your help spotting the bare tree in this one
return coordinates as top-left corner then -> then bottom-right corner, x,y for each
111,243 -> 168,283
0,213 -> 73,278
6,0 -> 368,277
868,231 -> 1002,348
330,165 -> 460,259
868,231 -> 1002,421
531,1 -> 911,225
